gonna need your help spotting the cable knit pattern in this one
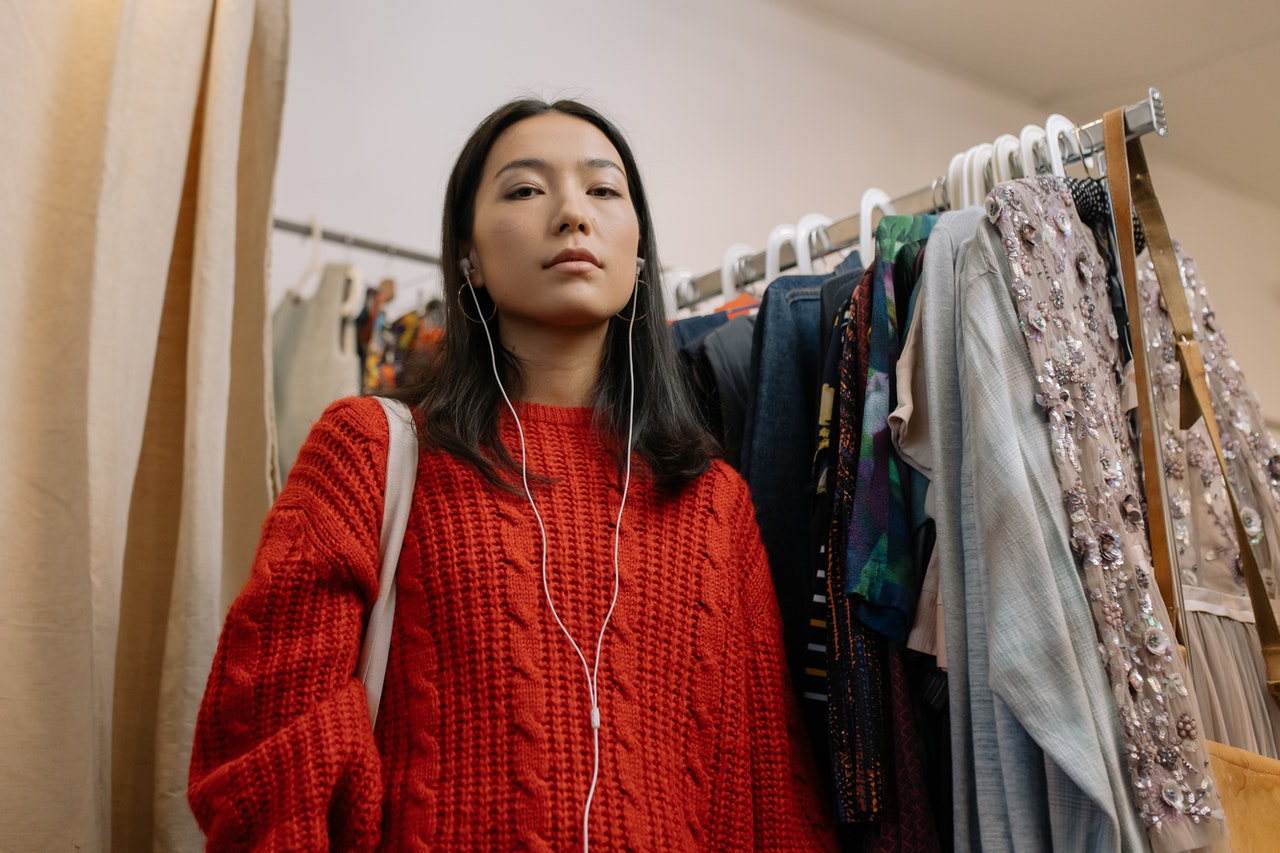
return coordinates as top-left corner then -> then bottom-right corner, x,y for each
190,396 -> 835,850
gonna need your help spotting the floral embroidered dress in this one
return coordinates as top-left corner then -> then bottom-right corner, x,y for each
1135,244 -> 1280,754
985,177 -> 1225,852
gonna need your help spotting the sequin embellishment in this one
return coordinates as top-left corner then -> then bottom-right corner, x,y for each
988,177 -> 1221,837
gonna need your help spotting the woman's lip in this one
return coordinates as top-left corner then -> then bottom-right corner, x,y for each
545,249 -> 601,267
546,260 -> 600,274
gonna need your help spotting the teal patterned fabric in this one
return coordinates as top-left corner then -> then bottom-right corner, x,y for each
843,215 -> 937,643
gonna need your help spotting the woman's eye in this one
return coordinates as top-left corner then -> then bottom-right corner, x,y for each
506,185 -> 539,200
590,185 -> 623,198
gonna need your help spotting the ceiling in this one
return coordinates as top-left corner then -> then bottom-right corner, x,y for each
768,0 -> 1280,207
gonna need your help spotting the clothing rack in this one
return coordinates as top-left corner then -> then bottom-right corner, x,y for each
679,88 -> 1168,309
272,216 -> 441,266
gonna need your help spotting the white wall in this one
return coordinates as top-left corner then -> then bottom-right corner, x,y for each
271,0 -> 1280,417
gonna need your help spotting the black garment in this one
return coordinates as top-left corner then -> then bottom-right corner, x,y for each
701,315 -> 756,470
672,313 -> 732,456
819,265 -> 860,360
1066,176 -> 1135,364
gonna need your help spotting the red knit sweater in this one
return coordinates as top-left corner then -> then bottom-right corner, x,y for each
190,397 -> 835,850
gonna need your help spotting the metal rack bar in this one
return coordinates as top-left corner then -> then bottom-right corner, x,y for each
680,88 -> 1167,308
272,217 -> 441,266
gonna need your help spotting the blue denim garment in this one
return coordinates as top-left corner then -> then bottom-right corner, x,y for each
669,311 -> 728,350
742,252 -> 861,683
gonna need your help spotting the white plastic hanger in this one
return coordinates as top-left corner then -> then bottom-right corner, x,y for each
287,218 -> 325,300
1019,124 -> 1048,179
965,143 -> 995,206
1044,113 -> 1080,178
340,264 -> 365,319
795,213 -> 833,274
859,189 -> 895,257
991,134 -> 1022,182
720,243 -> 756,299
338,265 -> 365,357
764,223 -> 797,284
958,145 -> 981,207
662,269 -> 693,317
946,151 -> 967,208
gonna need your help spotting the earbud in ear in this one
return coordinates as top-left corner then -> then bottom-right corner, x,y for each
635,257 -> 645,274
459,257 -> 472,276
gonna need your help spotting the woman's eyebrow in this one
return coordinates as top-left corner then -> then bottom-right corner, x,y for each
582,157 -> 623,175
494,157 -> 623,178
493,157 -> 547,178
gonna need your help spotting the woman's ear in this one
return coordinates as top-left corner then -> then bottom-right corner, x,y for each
460,248 -> 484,288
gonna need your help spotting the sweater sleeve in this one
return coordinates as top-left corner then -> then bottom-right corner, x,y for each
726,471 -> 838,851
188,397 -> 390,851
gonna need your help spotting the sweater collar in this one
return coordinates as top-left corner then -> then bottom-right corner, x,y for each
508,401 -> 595,428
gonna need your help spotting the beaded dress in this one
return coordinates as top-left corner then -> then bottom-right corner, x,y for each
986,177 -> 1225,851
1134,244 -> 1280,754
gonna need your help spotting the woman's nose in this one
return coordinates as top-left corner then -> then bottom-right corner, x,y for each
555,194 -> 590,235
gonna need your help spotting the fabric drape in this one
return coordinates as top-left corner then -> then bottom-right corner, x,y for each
924,209 -> 1149,851
0,1 -> 288,849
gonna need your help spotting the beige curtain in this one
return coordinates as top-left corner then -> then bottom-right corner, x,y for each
0,1 -> 288,849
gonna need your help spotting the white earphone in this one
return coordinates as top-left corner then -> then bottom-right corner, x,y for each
461,255 -> 642,851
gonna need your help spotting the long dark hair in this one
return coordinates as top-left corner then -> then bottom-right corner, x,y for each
393,98 -> 715,494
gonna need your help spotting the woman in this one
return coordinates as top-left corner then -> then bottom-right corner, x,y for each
189,98 -> 835,850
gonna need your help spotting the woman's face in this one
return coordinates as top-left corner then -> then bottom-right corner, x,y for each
467,113 -> 641,341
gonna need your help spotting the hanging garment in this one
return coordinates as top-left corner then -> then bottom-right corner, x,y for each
897,184 -> 1128,667
355,277 -> 397,394
359,307 -> 441,394
895,209 -> 988,668
805,253 -> 866,686
809,226 -> 940,851
986,176 -> 1224,851
272,263 -> 361,480
843,216 -> 936,642
1064,177 -> 1137,366
743,253 -> 861,687
929,208 -> 1149,851
828,268 -> 888,825
671,311 -> 730,349
700,314 -> 757,470
1135,244 -> 1280,755
856,219 -> 942,853
674,316 -> 729,459
672,312 -> 752,467
802,255 -> 866,798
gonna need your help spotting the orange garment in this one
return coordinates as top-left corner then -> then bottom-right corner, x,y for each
189,397 -> 835,850
719,291 -> 761,320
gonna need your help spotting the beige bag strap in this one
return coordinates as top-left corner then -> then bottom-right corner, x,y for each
1104,108 -> 1280,703
1103,109 -> 1181,634
356,398 -> 419,727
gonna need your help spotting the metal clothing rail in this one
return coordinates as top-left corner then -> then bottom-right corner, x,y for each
679,88 -> 1168,308
272,216 -> 441,266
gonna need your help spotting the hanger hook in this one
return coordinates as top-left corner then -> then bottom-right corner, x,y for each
305,218 -> 322,265
811,225 -> 832,257
1074,124 -> 1102,180
1032,138 -> 1052,175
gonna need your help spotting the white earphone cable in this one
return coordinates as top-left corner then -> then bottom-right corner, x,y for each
467,272 -> 637,853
